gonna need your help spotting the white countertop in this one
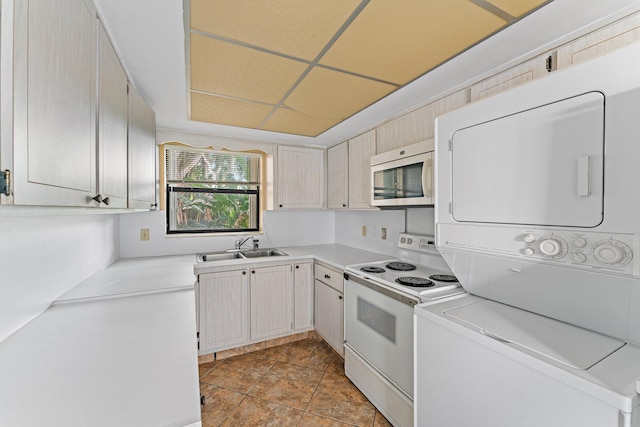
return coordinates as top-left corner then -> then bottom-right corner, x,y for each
279,244 -> 393,270
0,288 -> 201,426
193,244 -> 393,275
57,254 -> 197,303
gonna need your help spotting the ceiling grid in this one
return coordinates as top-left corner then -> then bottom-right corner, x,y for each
186,0 -> 551,137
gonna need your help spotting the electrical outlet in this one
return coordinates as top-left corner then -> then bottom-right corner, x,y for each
381,227 -> 387,240
362,225 -> 367,237
140,228 -> 150,241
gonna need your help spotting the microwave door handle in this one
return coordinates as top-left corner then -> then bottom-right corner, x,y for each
424,157 -> 433,198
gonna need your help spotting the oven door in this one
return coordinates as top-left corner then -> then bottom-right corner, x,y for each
343,273 -> 417,397
371,152 -> 433,207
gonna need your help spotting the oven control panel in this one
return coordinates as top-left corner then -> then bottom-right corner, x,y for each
398,233 -> 440,254
438,223 -> 638,277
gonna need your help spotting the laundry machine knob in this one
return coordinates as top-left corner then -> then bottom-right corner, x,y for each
538,236 -> 567,258
570,253 -> 587,264
571,236 -> 587,248
522,247 -> 534,256
592,240 -> 632,266
523,234 -> 536,243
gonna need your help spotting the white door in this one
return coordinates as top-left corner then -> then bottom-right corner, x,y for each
199,270 -> 249,352
314,279 -> 344,355
343,275 -> 415,397
451,92 -> 605,227
250,265 -> 292,340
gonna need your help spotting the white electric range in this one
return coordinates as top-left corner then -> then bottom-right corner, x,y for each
343,233 -> 462,427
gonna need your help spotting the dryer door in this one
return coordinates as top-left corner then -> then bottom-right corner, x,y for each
450,91 -> 604,228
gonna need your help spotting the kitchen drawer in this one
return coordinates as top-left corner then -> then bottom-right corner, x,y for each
314,262 -> 343,293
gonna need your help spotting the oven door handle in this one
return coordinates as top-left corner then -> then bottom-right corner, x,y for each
344,272 -> 419,306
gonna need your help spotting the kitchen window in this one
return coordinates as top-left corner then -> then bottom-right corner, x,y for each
165,145 -> 261,234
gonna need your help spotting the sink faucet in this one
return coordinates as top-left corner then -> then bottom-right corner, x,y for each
235,236 -> 255,250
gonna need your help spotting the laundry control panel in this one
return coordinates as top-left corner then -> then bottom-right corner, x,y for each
437,223 -> 638,277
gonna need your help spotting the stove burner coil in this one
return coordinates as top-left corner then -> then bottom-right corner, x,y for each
386,262 -> 416,271
360,266 -> 385,273
429,274 -> 458,283
395,277 -> 434,287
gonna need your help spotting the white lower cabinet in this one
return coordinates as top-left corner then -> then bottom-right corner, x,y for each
198,269 -> 250,353
293,262 -> 313,331
198,259 -> 313,355
250,264 -> 293,340
314,262 -> 344,355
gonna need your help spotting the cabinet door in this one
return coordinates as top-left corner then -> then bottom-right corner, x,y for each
557,13 -> 640,69
314,279 -> 344,355
199,270 -> 250,352
97,20 -> 128,208
376,104 -> 435,154
250,265 -> 293,340
327,142 -> 348,209
276,146 -> 325,209
293,262 -> 313,331
13,0 -> 97,206
128,85 -> 157,209
469,55 -> 548,102
348,130 -> 376,209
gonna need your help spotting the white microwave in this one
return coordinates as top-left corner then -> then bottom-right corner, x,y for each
370,139 -> 434,207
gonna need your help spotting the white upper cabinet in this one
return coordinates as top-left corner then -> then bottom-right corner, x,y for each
97,20 -> 128,208
376,104 -> 435,154
469,55 -> 549,102
557,12 -> 640,69
13,0 -> 97,206
128,85 -> 157,210
276,145 -> 325,209
348,130 -> 376,209
327,142 -> 348,209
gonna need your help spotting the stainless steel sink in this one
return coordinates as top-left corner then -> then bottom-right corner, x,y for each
196,248 -> 288,262
240,248 -> 288,258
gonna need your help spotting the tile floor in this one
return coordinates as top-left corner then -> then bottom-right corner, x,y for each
199,338 -> 392,426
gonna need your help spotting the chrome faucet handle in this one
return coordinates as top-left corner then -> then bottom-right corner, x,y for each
253,239 -> 259,250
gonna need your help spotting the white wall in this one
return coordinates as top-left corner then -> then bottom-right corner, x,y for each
118,209 -> 335,258
0,211 -> 119,342
334,210 -> 405,256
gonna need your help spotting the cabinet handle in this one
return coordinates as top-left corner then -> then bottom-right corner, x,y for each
324,274 -> 331,279
251,270 -> 255,274
338,295 -> 343,300
279,204 -> 283,208
242,271 -> 247,275
102,196 -> 110,206
92,194 -> 103,204
295,265 -> 299,269
151,202 -> 158,209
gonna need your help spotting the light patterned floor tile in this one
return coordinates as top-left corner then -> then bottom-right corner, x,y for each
249,362 -> 324,410
220,395 -> 303,426
200,382 -> 245,427
306,371 -> 376,427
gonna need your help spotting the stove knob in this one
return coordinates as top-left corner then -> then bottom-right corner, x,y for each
570,253 -> 587,264
407,238 -> 413,245
592,240 -> 632,266
522,247 -> 534,256
400,237 -> 406,244
523,234 -> 536,243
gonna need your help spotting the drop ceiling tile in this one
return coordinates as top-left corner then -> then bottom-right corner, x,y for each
486,0 -> 550,18
320,0 -> 507,85
190,0 -> 361,61
190,33 -> 308,104
284,67 -> 397,120
190,92 -> 273,128
261,108 -> 341,137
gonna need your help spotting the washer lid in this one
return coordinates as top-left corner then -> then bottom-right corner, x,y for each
445,300 -> 625,370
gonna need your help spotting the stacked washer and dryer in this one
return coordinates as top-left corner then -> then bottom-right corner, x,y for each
415,42 -> 640,426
